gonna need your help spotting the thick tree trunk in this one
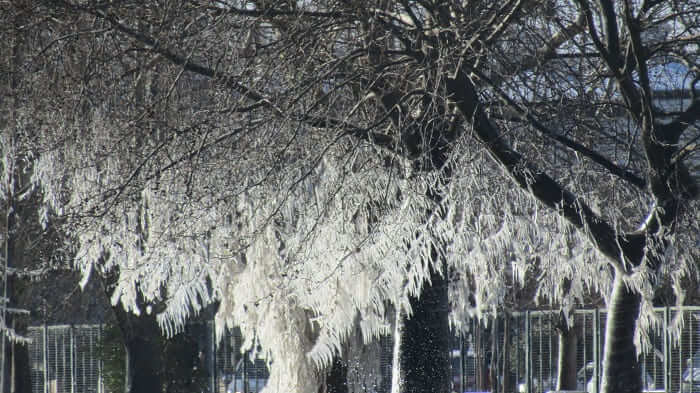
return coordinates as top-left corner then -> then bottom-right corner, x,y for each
126,335 -> 163,393
163,323 -> 209,393
323,356 -> 348,393
112,306 -> 164,393
600,275 -> 642,393
108,295 -> 210,393
556,316 -> 578,391
399,261 -> 451,393
7,318 -> 30,393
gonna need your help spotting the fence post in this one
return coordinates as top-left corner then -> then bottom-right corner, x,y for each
42,324 -> 47,393
211,321 -> 217,393
98,325 -> 103,393
525,310 -> 530,393
460,331 -> 466,393
664,306 -> 669,393
70,326 -> 75,393
593,309 -> 599,393
124,342 -> 130,393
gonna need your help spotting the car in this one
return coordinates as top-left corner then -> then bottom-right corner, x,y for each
680,354 -> 700,393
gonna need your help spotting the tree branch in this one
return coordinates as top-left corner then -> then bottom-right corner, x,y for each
204,3 -> 345,19
472,68 -> 647,189
75,5 -> 281,114
447,66 -> 641,271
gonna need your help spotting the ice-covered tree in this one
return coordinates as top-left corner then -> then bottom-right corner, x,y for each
15,1 -> 700,393
0,130 -> 33,393
0,4 -> 72,390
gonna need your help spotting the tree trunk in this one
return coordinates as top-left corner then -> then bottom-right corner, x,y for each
126,335 -> 163,393
112,305 -> 164,393
600,275 -> 641,393
475,321 -> 489,391
391,308 -> 403,393
1,186 -> 27,393
556,315 -> 578,391
399,260 -> 451,393
491,319 -> 499,393
8,318 -> 30,393
107,292 -> 212,393
1,208 -> 12,393
324,356 -> 348,393
3,199 -> 31,393
501,315 -> 511,393
2,7 -> 27,390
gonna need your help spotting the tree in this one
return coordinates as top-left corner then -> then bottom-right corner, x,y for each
0,5 -> 29,390
1,2 -> 72,390
18,1 -> 700,393
0,132 -> 32,393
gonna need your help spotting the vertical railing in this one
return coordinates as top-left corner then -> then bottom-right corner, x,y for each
42,324 -> 47,393
69,326 -> 75,393
664,307 -> 670,393
210,321 -> 217,393
98,325 -> 103,393
22,307 -> 700,393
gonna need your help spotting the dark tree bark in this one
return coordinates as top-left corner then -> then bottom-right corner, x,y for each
600,276 -> 642,393
1,197 -> 16,393
102,274 -> 210,393
2,151 -> 32,393
111,305 -> 164,393
2,3 -> 32,391
556,313 -> 579,391
501,315 -> 511,393
10,321 -> 31,393
400,261 -> 451,393
323,356 -> 348,393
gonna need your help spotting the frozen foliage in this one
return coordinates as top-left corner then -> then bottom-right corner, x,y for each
30,106 -> 636,391
212,153 -> 427,392
19,0 -> 700,391
32,111 -> 426,390
29,104 -> 616,390
442,143 -> 609,326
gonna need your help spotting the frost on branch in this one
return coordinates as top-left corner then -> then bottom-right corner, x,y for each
32,111 -> 433,390
212,150 -> 429,392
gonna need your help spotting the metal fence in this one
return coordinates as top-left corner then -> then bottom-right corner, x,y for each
25,307 -> 700,393
212,326 -> 269,393
26,322 -> 269,393
28,325 -> 103,393
449,307 -> 700,393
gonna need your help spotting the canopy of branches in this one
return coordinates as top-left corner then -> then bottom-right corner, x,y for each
2,0 -> 698,391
